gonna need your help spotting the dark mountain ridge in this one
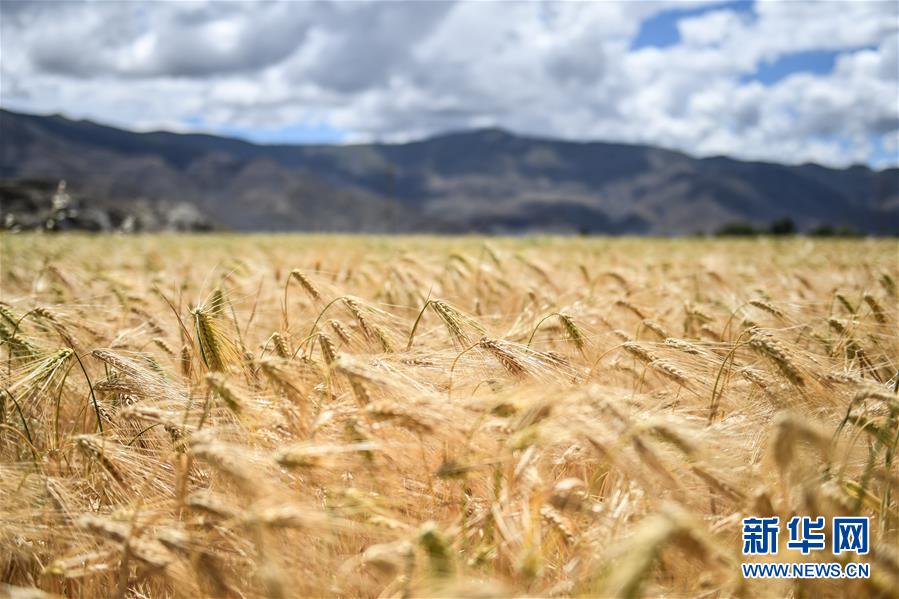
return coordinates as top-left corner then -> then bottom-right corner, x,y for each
1,109 -> 896,234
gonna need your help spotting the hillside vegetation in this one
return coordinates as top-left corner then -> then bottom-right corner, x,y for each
0,235 -> 897,597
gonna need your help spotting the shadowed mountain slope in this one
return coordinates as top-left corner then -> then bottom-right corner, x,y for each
2,109 -> 896,234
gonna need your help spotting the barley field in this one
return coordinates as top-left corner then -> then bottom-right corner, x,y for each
0,234 -> 896,598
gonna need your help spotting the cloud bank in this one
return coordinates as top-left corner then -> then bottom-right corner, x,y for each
1,0 -> 896,167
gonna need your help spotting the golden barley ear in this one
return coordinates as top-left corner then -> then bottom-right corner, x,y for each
409,298 -> 485,349
179,345 -> 193,379
749,298 -> 785,320
879,272 -> 896,297
558,312 -> 587,353
748,331 -> 805,387
418,521 -> 455,578
641,318 -> 669,340
191,292 -> 241,372
31,307 -> 77,347
649,359 -> 690,387
862,293 -> 888,324
329,319 -> 352,344
478,337 -> 528,376
207,287 -> 227,318
290,269 -> 322,301
271,332 -> 291,358
835,293 -> 856,315
366,401 -> 433,434
541,504 -> 577,544
148,337 -> 173,357
771,413 -> 830,472
0,320 -> 40,359
622,341 -> 656,364
598,507 -> 716,598
0,302 -> 20,327
317,333 -> 336,365
663,337 -> 703,356
205,373 -> 243,415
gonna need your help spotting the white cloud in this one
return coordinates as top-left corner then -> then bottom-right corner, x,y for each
0,0 -> 896,167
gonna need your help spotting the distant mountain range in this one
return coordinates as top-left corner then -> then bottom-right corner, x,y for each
1,109 -> 897,234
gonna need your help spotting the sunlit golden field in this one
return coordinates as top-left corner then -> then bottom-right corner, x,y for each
0,234 -> 897,598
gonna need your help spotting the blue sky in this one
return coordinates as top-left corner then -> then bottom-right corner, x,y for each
632,0 -> 756,50
1,0 -> 896,167
747,49 -> 846,85
182,115 -> 347,145
632,1 -> 866,86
